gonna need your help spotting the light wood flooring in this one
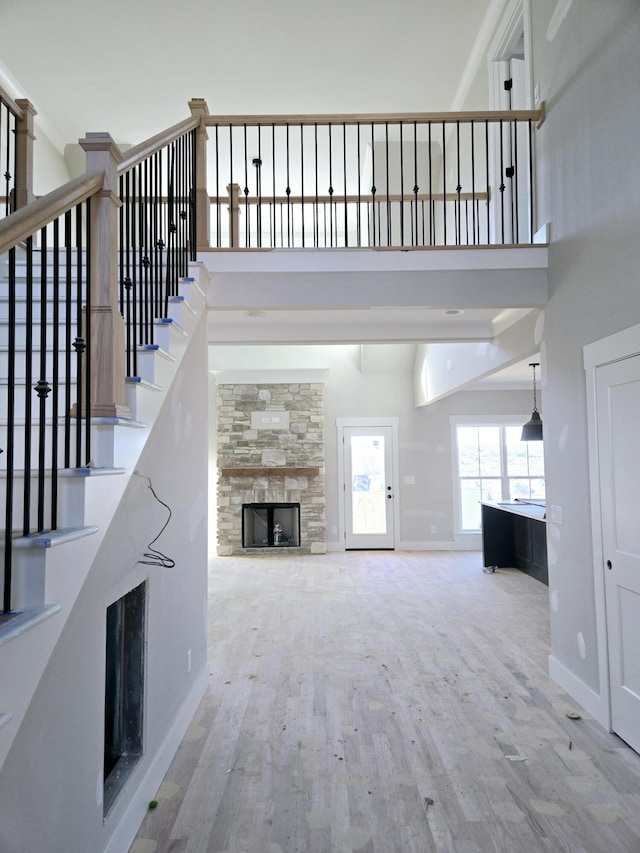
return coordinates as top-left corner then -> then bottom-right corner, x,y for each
130,551 -> 640,853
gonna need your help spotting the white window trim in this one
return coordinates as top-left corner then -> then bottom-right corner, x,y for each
450,414 -> 531,535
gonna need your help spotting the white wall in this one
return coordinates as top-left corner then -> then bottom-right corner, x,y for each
33,125 -> 71,195
0,315 -> 209,853
208,344 -> 532,551
527,2 -> 640,714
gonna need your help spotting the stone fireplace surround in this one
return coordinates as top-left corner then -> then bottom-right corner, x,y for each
216,379 -> 326,555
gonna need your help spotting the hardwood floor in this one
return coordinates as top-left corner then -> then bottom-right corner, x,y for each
130,551 -> 640,853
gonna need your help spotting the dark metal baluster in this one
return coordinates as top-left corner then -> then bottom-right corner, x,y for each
74,203 -> 84,468
442,121 -> 447,245
328,123 -> 333,248
229,127 -> 234,248
36,226 -> 49,531
214,125 -> 220,247
22,237 -> 34,535
456,122 -> 462,246
528,120 -> 534,243
513,119 -> 520,243
84,199 -> 91,466
51,219 -> 60,529
64,212 -> 72,468
123,171 -> 132,375
485,121 -> 490,243
300,125 -> 304,248
3,247 -> 17,612
471,121 -> 476,245
3,100 -> 15,215
371,122 -> 376,246
399,121 -> 404,247
499,119 -> 505,244
131,167 -> 138,377
272,125 -> 276,248
257,126 -> 263,247
243,124 -> 249,247
314,124 -> 318,248
412,121 -> 418,246
385,122 -> 390,246
428,122 -> 433,245
357,122 -> 361,247
286,123 -> 291,248
343,122 -> 347,247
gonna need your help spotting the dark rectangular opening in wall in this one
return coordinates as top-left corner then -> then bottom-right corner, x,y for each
242,502 -> 301,548
103,580 -> 146,815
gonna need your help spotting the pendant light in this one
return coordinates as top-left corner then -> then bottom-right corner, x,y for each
521,362 -> 543,441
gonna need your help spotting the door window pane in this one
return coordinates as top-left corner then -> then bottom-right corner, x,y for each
350,435 -> 387,535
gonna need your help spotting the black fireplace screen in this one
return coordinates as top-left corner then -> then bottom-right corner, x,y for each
242,502 -> 301,548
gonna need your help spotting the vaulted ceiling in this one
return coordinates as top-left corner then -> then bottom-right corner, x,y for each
0,0 -> 542,390
0,0 -> 496,147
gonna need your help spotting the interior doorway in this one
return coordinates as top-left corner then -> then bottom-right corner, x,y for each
586,323 -> 640,755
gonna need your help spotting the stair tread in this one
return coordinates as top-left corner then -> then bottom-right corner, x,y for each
0,604 -> 61,647
5,526 -> 99,549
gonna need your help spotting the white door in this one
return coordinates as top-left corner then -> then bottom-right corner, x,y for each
596,354 -> 640,753
342,425 -> 395,549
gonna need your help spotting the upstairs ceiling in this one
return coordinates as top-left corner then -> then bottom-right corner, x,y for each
0,0 -> 496,148
0,0 -> 543,393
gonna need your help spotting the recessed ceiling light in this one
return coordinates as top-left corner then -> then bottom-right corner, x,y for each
443,308 -> 465,316
244,310 -> 266,318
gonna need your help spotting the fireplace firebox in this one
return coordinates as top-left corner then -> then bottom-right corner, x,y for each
242,502 -> 301,548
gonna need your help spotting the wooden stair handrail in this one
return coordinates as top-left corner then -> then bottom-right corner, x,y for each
205,104 -> 546,130
118,115 -> 201,174
0,83 -> 25,119
0,170 -> 104,255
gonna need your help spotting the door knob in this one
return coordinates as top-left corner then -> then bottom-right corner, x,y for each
607,559 -> 612,570
387,494 -> 393,499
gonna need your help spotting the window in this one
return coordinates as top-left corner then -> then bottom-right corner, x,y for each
453,419 -> 545,532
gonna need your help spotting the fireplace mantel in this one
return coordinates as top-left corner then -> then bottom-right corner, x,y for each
219,466 -> 320,478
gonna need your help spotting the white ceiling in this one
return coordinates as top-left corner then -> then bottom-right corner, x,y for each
0,0 -> 541,390
0,0 -> 496,147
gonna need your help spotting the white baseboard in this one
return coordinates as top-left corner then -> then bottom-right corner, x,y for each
326,541 -> 481,553
105,666 -> 209,853
548,654 -> 610,729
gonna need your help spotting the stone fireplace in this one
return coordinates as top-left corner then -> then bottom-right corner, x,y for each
216,381 -> 326,555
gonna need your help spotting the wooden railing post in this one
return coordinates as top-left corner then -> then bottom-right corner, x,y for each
79,132 -> 131,419
14,99 -> 37,211
227,183 -> 240,247
188,98 -> 210,249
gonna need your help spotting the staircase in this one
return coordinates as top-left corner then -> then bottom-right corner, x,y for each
0,249 -> 209,772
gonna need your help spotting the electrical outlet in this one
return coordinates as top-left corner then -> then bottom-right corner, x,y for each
430,525 -> 437,535
186,649 -> 192,673
332,526 -> 337,535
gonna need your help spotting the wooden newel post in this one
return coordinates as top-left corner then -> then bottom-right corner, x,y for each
78,132 -> 131,419
188,98 -> 210,249
14,99 -> 37,211
227,183 -> 240,247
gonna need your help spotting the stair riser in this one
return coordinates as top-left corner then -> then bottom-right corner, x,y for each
0,349 -> 79,379
0,384 -> 80,416
0,301 -> 79,324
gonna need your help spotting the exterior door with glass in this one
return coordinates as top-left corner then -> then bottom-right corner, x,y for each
342,425 -> 396,549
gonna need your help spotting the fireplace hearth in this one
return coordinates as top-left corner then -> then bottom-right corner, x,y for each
242,502 -> 301,549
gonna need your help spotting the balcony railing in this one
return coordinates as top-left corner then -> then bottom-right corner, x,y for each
203,106 -> 545,249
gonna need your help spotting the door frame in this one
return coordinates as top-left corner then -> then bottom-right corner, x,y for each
336,417 -> 400,551
584,322 -> 640,733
